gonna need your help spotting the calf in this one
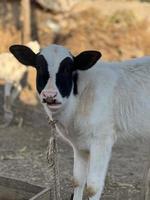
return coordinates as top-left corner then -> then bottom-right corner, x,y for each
0,41 -> 40,125
9,44 -> 150,200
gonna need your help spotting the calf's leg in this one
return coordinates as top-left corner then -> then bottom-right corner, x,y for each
86,133 -> 115,200
72,149 -> 89,200
11,83 -> 22,103
3,82 -> 13,125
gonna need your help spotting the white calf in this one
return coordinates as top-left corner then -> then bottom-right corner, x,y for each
0,41 -> 40,125
9,44 -> 150,200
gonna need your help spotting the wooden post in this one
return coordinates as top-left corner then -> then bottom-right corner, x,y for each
1,0 -> 7,29
20,0 -> 38,105
21,0 -> 31,44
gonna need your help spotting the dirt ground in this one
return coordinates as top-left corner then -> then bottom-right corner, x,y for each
0,85 -> 150,200
1,1 -> 150,199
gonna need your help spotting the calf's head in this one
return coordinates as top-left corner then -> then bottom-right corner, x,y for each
9,44 -> 101,113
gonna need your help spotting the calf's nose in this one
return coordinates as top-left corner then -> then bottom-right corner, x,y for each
42,90 -> 57,99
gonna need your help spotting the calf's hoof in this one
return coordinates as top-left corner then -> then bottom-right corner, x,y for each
4,111 -> 13,125
0,111 -> 14,128
70,177 -> 79,188
85,186 -> 97,198
70,193 -> 74,200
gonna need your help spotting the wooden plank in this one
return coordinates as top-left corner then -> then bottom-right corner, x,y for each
0,176 -> 51,200
0,185 -> 34,200
0,176 -> 43,193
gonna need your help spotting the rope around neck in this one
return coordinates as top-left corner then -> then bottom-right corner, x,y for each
44,104 -> 68,200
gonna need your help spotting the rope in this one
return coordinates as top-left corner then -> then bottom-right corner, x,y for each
47,115 -> 62,200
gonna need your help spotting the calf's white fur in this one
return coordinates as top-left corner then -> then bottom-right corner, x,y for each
10,44 -> 150,200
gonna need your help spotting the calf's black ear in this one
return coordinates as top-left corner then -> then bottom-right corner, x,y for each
9,45 -> 37,67
73,50 -> 102,71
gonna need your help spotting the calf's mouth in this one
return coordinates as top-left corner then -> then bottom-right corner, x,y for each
42,97 -> 61,107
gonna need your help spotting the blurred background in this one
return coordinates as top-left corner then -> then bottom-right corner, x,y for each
0,0 -> 150,199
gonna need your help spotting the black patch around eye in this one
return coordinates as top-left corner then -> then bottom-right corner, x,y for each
56,57 -> 74,98
73,72 -> 78,95
56,73 -> 73,98
35,55 -> 49,94
58,57 -> 73,73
